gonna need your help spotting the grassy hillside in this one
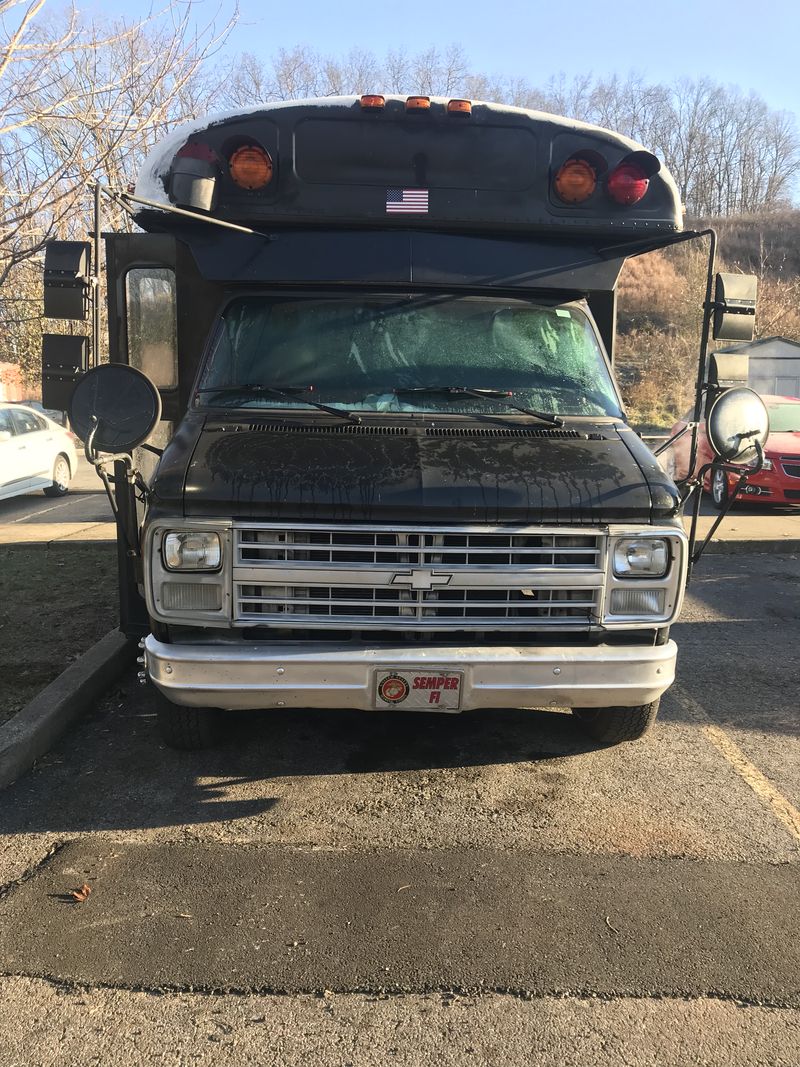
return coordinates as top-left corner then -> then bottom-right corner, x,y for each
616,210 -> 800,428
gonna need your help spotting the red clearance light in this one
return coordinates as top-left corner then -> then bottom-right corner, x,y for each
360,94 -> 385,109
554,157 -> 597,204
175,141 -> 217,163
447,99 -> 472,115
607,162 -> 649,205
406,96 -> 431,111
229,145 -> 273,190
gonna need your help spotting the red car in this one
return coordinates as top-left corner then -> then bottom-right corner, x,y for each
665,394 -> 800,509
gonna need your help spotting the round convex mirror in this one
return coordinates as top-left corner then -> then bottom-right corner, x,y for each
69,364 -> 161,453
707,387 -> 769,463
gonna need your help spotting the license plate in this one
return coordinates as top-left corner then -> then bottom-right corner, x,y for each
374,669 -> 463,712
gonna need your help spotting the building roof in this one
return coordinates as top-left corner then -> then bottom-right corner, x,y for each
718,336 -> 800,354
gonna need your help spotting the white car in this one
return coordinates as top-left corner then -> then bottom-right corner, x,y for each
0,403 -> 79,501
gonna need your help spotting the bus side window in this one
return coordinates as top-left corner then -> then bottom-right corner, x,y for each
125,268 -> 178,389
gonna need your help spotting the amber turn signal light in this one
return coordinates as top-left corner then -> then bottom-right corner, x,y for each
554,157 -> 597,204
447,99 -> 472,115
228,145 -> 273,190
360,94 -> 385,109
406,96 -> 431,111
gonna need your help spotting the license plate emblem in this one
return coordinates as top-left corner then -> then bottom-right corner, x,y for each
374,669 -> 463,711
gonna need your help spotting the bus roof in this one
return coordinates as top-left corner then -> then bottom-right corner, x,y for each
133,96 -> 683,241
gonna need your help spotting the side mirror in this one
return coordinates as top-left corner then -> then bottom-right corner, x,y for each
712,273 -> 757,342
707,387 -> 769,463
0,430 -> 11,443
43,241 -> 91,321
68,363 -> 161,454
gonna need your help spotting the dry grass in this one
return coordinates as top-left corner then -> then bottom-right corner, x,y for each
0,544 -> 118,724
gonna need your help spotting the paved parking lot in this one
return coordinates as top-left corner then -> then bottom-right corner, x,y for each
0,458 -> 114,544
0,554 -> 798,1064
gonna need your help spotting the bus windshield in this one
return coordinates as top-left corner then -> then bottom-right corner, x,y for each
196,294 -> 622,419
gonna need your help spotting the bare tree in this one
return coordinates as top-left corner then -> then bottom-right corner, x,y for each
0,0 -> 238,286
0,0 -> 237,384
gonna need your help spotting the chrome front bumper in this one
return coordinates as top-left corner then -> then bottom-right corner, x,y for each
144,636 -> 677,712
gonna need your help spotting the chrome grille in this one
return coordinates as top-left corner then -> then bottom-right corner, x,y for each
232,524 -> 605,630
238,585 -> 597,621
237,528 -> 601,567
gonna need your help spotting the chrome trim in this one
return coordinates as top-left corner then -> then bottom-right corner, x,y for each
231,522 -> 607,631
145,635 -> 678,712
145,520 -> 233,628
602,526 -> 687,627
144,520 -> 687,632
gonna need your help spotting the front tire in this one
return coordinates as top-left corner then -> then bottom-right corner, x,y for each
156,697 -> 222,750
572,699 -> 660,744
43,454 -> 71,497
710,467 -> 730,511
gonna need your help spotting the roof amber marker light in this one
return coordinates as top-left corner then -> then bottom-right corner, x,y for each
607,162 -> 650,205
447,99 -> 472,115
228,145 -> 273,190
554,157 -> 597,204
360,94 -> 385,109
406,96 -> 431,111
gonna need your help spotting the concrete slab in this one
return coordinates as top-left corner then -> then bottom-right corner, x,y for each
1,842 -> 798,1004
686,505 -> 800,552
0,521 -> 116,544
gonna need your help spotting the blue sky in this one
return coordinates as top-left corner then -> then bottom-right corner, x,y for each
82,0 -> 800,119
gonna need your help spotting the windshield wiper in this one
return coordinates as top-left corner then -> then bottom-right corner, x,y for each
392,387 -> 564,427
195,384 -> 361,424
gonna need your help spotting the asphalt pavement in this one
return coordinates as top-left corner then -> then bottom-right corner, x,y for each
0,554 -> 798,1064
0,458 -> 114,544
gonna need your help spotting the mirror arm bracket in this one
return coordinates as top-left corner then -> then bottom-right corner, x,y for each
653,421 -> 694,458
687,441 -> 764,576
84,417 -> 147,556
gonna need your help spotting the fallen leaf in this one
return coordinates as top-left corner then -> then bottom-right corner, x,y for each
71,883 -> 92,903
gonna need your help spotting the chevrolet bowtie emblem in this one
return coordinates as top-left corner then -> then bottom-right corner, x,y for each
391,569 -> 453,591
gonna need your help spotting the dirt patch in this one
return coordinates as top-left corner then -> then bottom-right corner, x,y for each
0,544 -> 118,725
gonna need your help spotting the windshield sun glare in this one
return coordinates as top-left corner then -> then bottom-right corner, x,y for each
196,295 -> 622,419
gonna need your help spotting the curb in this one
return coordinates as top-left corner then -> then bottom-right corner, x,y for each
701,539 -> 800,555
0,629 -> 137,790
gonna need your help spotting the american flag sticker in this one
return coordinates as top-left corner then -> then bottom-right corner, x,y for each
386,188 -> 429,214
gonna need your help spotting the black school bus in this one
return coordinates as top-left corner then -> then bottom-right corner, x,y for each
41,95 -> 767,749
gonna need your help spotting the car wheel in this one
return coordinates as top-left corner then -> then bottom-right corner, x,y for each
571,700 -> 660,744
710,467 -> 730,511
156,694 -> 223,750
43,454 -> 71,497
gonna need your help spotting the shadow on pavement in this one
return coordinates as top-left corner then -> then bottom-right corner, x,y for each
0,673 -> 594,836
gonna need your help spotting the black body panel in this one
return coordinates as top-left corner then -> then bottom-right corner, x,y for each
135,97 -> 682,237
181,228 -> 626,295
148,418 -> 678,525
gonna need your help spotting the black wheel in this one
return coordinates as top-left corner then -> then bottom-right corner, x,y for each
43,454 -> 71,497
710,467 -> 730,511
571,699 -> 660,744
156,696 -> 222,750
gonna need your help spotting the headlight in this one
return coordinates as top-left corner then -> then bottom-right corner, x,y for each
163,531 -> 221,571
613,537 -> 669,578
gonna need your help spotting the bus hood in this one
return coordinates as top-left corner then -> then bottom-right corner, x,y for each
154,418 -> 679,524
